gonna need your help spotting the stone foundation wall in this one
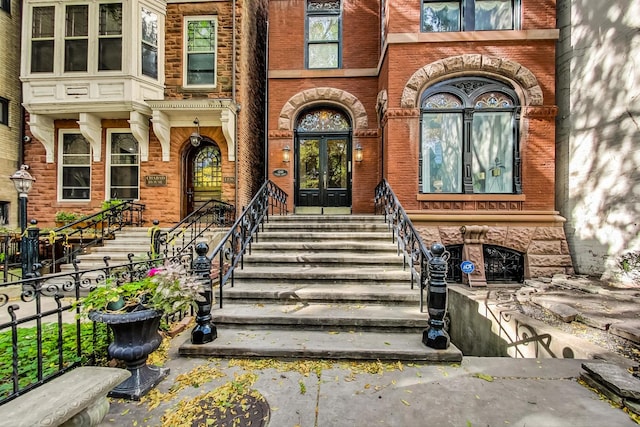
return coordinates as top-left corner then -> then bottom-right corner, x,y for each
416,222 -> 574,284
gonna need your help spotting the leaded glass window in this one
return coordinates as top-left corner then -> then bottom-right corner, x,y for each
421,0 -> 519,32
60,132 -> 91,200
194,146 -> 222,189
420,77 -> 521,194
185,18 -> 217,86
306,0 -> 341,69
297,109 -> 350,132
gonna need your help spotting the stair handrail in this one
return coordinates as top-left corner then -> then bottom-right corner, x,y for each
374,179 -> 450,349
152,199 -> 235,258
207,180 -> 288,308
37,201 -> 145,275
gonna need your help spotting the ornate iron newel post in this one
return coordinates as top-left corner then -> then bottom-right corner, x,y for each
191,242 -> 217,344
24,219 -> 40,278
423,243 -> 450,349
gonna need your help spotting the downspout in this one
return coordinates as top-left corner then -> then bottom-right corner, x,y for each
232,0 -> 238,212
264,20 -> 269,182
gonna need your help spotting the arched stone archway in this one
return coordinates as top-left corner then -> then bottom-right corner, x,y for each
278,87 -> 369,131
401,54 -> 544,108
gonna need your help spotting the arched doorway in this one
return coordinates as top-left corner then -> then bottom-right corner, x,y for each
183,139 -> 222,216
294,107 -> 352,211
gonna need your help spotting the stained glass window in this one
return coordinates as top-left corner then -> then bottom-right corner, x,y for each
297,109 -> 350,132
185,18 -> 217,86
194,146 -> 222,189
306,0 -> 341,69
420,77 -> 520,194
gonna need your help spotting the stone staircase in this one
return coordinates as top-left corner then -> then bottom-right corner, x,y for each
179,215 -> 462,362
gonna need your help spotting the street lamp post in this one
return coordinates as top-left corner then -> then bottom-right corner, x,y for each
9,165 -> 35,277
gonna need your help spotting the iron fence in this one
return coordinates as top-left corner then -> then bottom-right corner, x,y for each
0,252 -> 192,405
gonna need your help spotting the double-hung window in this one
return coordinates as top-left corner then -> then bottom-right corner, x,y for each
420,77 -> 521,194
421,0 -> 519,32
65,5 -> 88,71
31,6 -> 55,73
184,17 -> 217,87
306,0 -> 341,69
59,132 -> 91,200
0,97 -> 8,126
141,8 -> 158,79
98,3 -> 122,70
108,131 -> 139,199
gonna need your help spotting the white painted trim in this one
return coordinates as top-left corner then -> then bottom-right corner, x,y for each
57,129 -> 92,202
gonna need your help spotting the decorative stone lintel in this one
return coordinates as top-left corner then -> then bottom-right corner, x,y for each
523,105 -> 559,118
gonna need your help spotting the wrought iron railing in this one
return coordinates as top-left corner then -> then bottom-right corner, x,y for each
37,201 -> 145,275
152,199 -> 235,258
207,181 -> 287,309
0,233 -> 22,282
374,179 -> 450,349
0,252 -> 194,405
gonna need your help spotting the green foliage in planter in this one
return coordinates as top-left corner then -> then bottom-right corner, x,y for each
101,199 -> 124,211
0,322 -> 110,400
54,211 -> 80,223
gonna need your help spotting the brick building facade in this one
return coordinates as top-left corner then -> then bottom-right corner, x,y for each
0,0 -> 22,229
20,0 -> 266,226
267,0 -> 572,284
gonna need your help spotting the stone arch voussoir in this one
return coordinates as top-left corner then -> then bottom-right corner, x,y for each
278,87 -> 368,130
401,55 -> 544,108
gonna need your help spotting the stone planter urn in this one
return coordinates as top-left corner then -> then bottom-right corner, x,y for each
89,308 -> 170,400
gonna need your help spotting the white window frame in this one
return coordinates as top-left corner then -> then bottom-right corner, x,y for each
106,129 -> 140,200
140,6 -> 159,79
26,1 -> 124,76
183,15 -> 218,89
58,129 -> 92,202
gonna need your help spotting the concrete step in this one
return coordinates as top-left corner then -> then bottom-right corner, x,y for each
221,282 -> 421,305
242,252 -> 406,266
256,231 -> 394,242
232,265 -> 412,285
248,240 -> 399,252
210,302 -> 428,331
262,222 -> 391,232
178,328 -> 462,362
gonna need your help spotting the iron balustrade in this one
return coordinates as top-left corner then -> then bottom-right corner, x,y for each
36,201 -> 146,275
0,252 -> 194,405
0,233 -> 22,282
152,199 -> 235,258
209,181 -> 288,309
374,179 -> 450,349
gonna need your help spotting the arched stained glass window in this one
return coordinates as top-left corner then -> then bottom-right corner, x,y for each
420,76 -> 521,195
297,108 -> 350,132
194,145 -> 222,189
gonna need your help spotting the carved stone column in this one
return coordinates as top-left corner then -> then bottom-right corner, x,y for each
460,225 -> 488,287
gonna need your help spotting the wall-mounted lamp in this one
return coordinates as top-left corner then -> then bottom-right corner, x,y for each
282,145 -> 291,163
354,143 -> 363,162
189,118 -> 202,147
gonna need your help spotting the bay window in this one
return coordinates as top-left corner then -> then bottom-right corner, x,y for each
108,131 -> 139,199
59,132 -> 91,200
65,5 -> 88,72
31,6 -> 55,73
141,8 -> 158,79
420,77 -> 521,194
421,0 -> 519,32
98,3 -> 122,70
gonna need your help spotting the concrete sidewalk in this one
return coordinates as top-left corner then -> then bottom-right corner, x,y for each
99,330 -> 639,427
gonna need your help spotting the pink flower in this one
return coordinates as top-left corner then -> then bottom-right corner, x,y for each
147,268 -> 161,277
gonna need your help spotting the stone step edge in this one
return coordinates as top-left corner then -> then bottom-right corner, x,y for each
178,328 -> 461,362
